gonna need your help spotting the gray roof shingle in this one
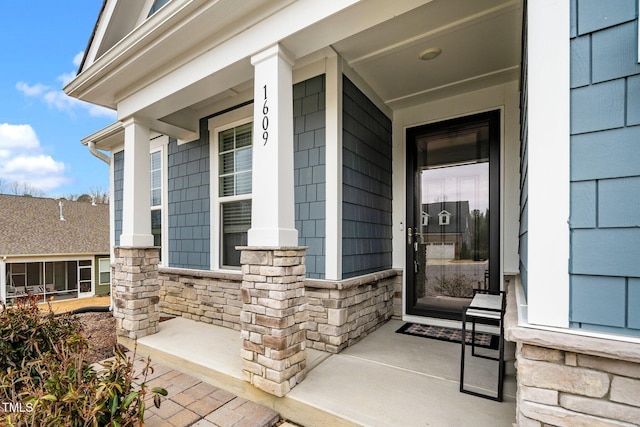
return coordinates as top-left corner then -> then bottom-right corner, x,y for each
0,194 -> 109,256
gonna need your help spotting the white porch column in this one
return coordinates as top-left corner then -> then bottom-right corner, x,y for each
526,0 -> 570,327
248,44 -> 298,247
119,117 -> 154,247
324,52 -> 343,280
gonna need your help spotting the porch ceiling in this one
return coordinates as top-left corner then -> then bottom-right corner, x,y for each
78,0 -> 523,145
331,0 -> 523,110
182,0 -> 522,127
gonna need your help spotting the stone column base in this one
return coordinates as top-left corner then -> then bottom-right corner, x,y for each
112,247 -> 160,339
239,246 -> 308,397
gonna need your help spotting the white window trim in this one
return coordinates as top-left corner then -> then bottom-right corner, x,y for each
150,136 -> 169,265
525,0 -> 570,328
98,257 -> 111,286
209,112 -> 253,271
438,210 -> 451,226
78,260 -> 94,297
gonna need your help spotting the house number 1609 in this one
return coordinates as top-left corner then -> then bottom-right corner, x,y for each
262,85 -> 269,145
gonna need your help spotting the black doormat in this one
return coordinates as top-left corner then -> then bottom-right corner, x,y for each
396,323 -> 499,350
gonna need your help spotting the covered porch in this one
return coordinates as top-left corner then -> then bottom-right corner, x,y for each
68,0 -> 525,407
133,316 -> 516,426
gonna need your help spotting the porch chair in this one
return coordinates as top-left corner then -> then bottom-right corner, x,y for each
459,289 -> 505,401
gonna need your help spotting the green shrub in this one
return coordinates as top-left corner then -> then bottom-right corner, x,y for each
0,295 -> 167,426
0,294 -> 82,376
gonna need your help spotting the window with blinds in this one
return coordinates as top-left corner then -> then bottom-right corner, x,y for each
221,200 -> 251,267
150,150 -> 162,259
218,122 -> 252,268
219,122 -> 252,197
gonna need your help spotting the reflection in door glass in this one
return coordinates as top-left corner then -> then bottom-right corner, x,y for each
414,121 -> 490,314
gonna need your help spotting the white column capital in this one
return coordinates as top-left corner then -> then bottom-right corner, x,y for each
251,44 -> 295,67
120,115 -> 150,129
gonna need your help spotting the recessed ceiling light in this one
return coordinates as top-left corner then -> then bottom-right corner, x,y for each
419,47 -> 442,61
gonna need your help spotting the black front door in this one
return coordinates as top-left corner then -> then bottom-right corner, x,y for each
406,110 -> 500,320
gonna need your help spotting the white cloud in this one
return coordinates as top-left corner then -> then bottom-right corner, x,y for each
16,53 -> 117,120
43,89 -> 82,112
16,82 -> 49,97
58,71 -> 76,87
0,123 -> 68,192
73,51 -> 84,68
0,123 -> 40,149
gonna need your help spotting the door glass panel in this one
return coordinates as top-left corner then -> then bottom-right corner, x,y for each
409,115 -> 494,318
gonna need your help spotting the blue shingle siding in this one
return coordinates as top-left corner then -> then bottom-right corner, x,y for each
571,275 -> 627,327
576,0 -> 636,35
570,36 -> 590,89
342,76 -> 392,279
293,75 -> 326,279
572,229 -> 640,277
113,150 -> 124,246
571,126 -> 640,180
570,181 -> 596,229
569,2 -> 640,335
626,74 -> 640,125
570,80 -> 625,134
628,279 -> 640,329
598,177 -> 640,227
167,135 -> 210,270
592,21 -> 640,83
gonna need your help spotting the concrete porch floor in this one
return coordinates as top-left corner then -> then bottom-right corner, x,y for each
132,317 -> 517,427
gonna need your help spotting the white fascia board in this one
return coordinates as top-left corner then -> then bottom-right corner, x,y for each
82,0 -> 117,72
81,122 -> 124,150
66,0 -> 295,108
526,0 -> 570,328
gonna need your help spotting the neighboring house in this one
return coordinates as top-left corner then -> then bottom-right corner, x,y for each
420,201 -> 472,260
64,0 -> 640,424
0,194 -> 110,303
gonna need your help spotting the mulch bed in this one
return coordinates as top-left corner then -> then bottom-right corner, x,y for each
74,312 -> 126,364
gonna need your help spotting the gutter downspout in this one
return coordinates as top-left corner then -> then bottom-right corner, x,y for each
88,140 -> 111,165
87,140 -> 113,313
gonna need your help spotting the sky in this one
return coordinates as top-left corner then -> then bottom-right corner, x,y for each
0,1 -> 116,198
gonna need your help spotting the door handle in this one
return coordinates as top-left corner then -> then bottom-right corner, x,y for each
407,227 -> 413,245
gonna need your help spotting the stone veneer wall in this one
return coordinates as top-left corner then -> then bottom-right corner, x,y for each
157,267 -> 243,330
306,269 -> 400,353
506,279 -> 640,426
156,267 -> 403,355
112,247 -> 160,339
239,247 -> 308,397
